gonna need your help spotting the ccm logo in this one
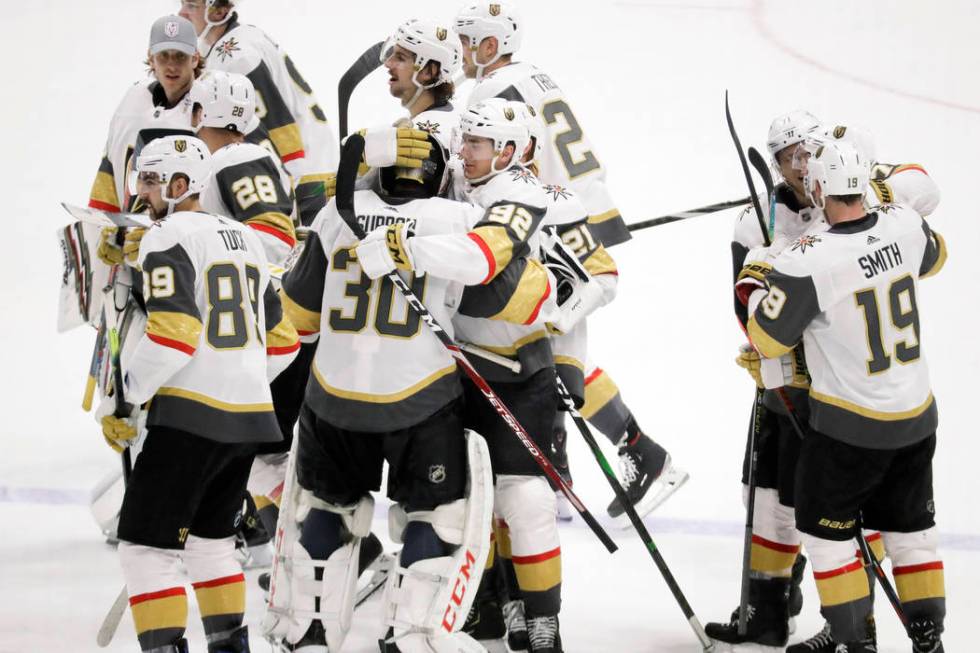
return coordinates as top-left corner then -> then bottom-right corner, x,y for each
440,548 -> 478,632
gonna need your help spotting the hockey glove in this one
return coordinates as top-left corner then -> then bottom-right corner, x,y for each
736,344 -> 764,388
122,227 -> 147,266
354,223 -> 418,280
97,227 -> 124,266
95,395 -> 138,453
358,127 -> 433,171
737,344 -> 811,390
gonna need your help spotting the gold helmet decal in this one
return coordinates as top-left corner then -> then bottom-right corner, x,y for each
436,27 -> 447,41
526,104 -> 537,117
174,139 -> 187,153
815,145 -> 824,158
503,107 -> 515,121
489,4 -> 501,16
833,125 -> 847,139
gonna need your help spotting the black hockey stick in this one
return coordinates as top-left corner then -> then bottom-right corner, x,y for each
626,197 -> 751,232
334,134 -> 617,554
337,41 -> 384,142
554,375 -> 714,651
856,515 -> 912,637
725,91 -> 771,636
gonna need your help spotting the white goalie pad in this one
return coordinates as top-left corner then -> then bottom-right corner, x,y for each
56,221 -> 109,332
382,430 -> 493,652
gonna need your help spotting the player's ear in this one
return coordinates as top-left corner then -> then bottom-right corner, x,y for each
482,36 -> 499,61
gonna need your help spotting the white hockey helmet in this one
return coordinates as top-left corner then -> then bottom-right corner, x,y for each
804,140 -> 870,210
817,123 -> 877,165
190,70 -> 260,134
382,19 -> 462,108
129,135 -> 212,214
456,98 -> 530,183
455,2 -> 523,78
505,101 -> 542,163
767,110 -> 821,163
192,0 -> 240,52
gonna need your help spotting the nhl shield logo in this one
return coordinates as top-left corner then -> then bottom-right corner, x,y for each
428,464 -> 446,484
164,21 -> 180,38
489,3 -> 501,16
503,106 -> 515,121
174,139 -> 187,153
436,27 -> 448,41
833,125 -> 847,139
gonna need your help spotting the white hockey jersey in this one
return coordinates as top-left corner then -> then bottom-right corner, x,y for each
200,141 -> 296,265
748,204 -> 947,449
280,192 -> 480,433
467,61 -> 631,247
125,211 -> 299,443
89,77 -> 196,214
204,16 -> 336,178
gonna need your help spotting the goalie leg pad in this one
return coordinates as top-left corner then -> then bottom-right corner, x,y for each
741,487 -> 801,578
286,495 -> 374,650
384,431 -> 493,649
494,475 -> 561,616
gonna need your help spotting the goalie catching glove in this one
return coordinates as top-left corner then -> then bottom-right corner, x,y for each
97,227 -> 147,267
354,223 -> 419,280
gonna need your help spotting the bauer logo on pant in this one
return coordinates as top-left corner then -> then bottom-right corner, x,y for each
429,464 -> 446,484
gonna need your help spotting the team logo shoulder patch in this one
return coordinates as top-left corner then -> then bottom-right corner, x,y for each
543,184 -> 571,200
217,37 -> 241,62
415,119 -> 440,135
509,167 -> 536,184
428,464 -> 446,484
790,234 -> 821,253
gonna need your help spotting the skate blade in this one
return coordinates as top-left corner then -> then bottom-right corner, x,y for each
555,492 -> 574,522
613,468 -> 690,529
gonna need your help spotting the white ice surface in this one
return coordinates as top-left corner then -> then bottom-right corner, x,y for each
2,1 -> 978,651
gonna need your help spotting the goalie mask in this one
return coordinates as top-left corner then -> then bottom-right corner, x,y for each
190,70 -> 260,134
381,19 -> 462,110
129,135 -> 212,215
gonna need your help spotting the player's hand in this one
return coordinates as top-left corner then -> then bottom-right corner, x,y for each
123,227 -> 147,266
359,127 -> 433,169
735,344 -> 764,388
354,224 -> 418,280
95,395 -> 138,453
97,227 -> 124,266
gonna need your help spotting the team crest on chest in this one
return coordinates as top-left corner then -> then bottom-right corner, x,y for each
791,234 -> 821,253
509,167 -> 535,184
543,184 -> 571,200
216,37 -> 241,62
415,119 -> 440,135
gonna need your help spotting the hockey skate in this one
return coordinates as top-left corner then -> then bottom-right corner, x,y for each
606,438 -> 689,526
787,621 -> 834,652
526,614 -> 562,653
503,599 -> 529,651
704,578 -> 790,651
910,618 -> 945,653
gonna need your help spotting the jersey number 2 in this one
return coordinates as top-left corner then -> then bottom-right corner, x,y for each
541,100 -> 600,180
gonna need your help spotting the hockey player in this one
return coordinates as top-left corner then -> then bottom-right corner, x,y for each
740,140 -> 947,653
89,14 -> 201,215
382,18 -> 461,118
270,132 -> 493,652
97,135 -> 299,652
192,70 -> 296,266
178,0 -> 336,223
455,2 -> 686,522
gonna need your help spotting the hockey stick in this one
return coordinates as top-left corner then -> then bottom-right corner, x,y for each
96,584 -> 129,647
458,341 -> 523,374
856,514 -> 912,637
625,197 -> 751,233
554,375 -> 713,651
333,134 -> 616,554
337,41 -> 384,142
725,91 -> 771,636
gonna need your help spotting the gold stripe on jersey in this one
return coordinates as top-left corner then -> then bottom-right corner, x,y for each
470,225 -> 515,283
489,259 -> 551,325
582,245 -> 617,277
246,211 -> 296,246
90,169 -> 120,212
747,316 -> 794,359
268,124 -> 304,162
920,231 -> 947,280
474,330 -> 548,357
155,387 -> 274,413
554,355 -> 584,371
312,363 -> 457,403
587,208 -> 621,224
809,390 -> 935,422
146,311 -> 203,354
869,179 -> 894,204
581,370 -> 619,420
266,314 -> 300,355
281,290 -> 321,336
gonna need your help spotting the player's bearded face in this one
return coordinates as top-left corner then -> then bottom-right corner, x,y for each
136,173 -> 168,218
383,45 -> 417,103
458,135 -> 496,179
150,50 -> 199,100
